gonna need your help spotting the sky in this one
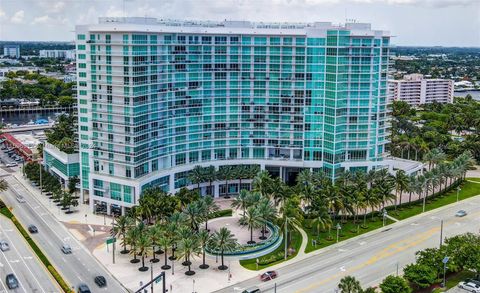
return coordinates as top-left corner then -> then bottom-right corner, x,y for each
0,0 -> 479,46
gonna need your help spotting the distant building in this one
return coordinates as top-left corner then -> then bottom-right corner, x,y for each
389,74 -> 454,105
43,142 -> 80,189
3,45 -> 20,58
39,50 -> 76,60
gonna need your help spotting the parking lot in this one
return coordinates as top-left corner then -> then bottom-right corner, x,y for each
0,141 -> 24,168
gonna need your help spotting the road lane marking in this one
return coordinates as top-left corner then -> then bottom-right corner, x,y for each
9,259 -> 20,263
339,266 -> 346,272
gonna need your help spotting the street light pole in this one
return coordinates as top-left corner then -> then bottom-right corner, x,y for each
39,160 -> 42,194
112,215 -> 116,264
284,217 -> 288,260
382,209 -> 388,227
422,192 -> 426,213
150,260 -> 153,293
456,187 -> 461,202
442,257 -> 449,288
336,223 -> 341,243
440,220 -> 444,248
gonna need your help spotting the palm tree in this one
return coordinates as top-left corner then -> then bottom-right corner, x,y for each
338,276 -> 363,293
112,215 -> 133,254
136,233 -> 151,272
256,198 -> 277,240
210,227 -> 238,270
126,226 -> 140,264
200,195 -> 219,231
394,170 -> 409,209
197,229 -> 211,269
219,166 -> 234,198
406,175 -> 416,204
0,179 -> 8,192
204,165 -> 216,196
177,236 -> 200,275
235,165 -> 248,191
241,206 -> 263,244
183,202 -> 202,232
231,189 -> 251,217
188,165 -> 205,192
309,201 -> 332,239
158,234 -> 172,270
423,148 -> 447,170
374,169 -> 395,210
280,196 -> 303,249
252,170 -> 273,198
362,187 -> 380,226
148,223 -> 162,263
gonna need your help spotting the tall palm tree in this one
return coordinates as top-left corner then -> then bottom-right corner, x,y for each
219,166 -> 234,198
204,165 -> 216,196
158,234 -> 172,270
136,233 -> 151,272
256,198 -> 277,240
235,165 -> 248,191
374,169 -> 395,209
177,236 -> 200,275
252,170 -> 273,198
231,189 -> 251,217
183,202 -> 202,232
0,179 -> 8,192
188,165 -> 205,192
126,226 -> 140,264
280,196 -> 303,247
200,195 -> 219,231
148,223 -> 162,263
197,229 -> 211,269
309,202 -> 332,239
406,175 -> 417,204
423,148 -> 447,170
394,170 -> 409,209
338,276 -> 363,293
113,216 -> 133,254
210,227 -> 238,270
241,206 -> 263,244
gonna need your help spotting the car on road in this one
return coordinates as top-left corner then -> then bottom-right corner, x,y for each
94,275 -> 107,287
6,273 -> 19,289
5,162 -> 17,167
0,240 -> 10,251
16,196 -> 26,203
61,244 -> 72,254
77,283 -> 91,293
260,271 -> 278,282
28,224 -> 38,233
459,281 -> 480,292
242,286 -> 261,293
456,210 -> 468,217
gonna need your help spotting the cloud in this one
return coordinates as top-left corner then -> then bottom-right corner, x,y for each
10,10 -> 24,24
32,15 -> 67,25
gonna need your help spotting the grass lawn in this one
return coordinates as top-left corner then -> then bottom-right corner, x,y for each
431,270 -> 476,293
391,179 -> 480,221
239,228 -> 302,270
304,179 -> 480,254
467,177 -> 480,183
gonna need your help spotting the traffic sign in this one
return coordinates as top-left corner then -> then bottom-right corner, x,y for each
106,237 -> 116,245
155,276 -> 162,284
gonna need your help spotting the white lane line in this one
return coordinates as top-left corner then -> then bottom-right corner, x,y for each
9,260 -> 20,263
0,223 -> 47,293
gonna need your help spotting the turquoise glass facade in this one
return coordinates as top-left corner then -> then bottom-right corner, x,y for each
76,19 -> 390,211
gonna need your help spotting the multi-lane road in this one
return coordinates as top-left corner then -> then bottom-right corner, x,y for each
217,194 -> 480,293
0,174 -> 126,293
0,215 -> 59,293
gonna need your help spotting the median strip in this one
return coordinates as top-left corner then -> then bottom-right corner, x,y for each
0,200 -> 73,293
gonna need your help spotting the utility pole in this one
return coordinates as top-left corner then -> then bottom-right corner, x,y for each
112,215 -> 116,264
284,217 -> 288,260
440,220 -> 444,248
456,186 -> 461,202
39,160 -> 42,194
150,260 -> 153,293
422,192 -> 426,213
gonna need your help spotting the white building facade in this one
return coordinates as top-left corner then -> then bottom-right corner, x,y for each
39,50 -> 76,60
3,45 -> 20,58
389,74 -> 454,106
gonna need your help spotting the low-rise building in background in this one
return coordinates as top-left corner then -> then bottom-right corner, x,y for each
389,74 -> 454,105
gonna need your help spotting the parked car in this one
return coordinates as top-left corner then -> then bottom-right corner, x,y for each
28,225 -> 38,233
61,244 -> 72,254
466,279 -> 480,287
77,283 -> 91,293
0,240 -> 9,251
94,275 -> 107,287
456,210 -> 468,217
458,281 -> 480,293
260,271 -> 278,282
242,286 -> 261,293
6,273 -> 19,289
5,163 -> 17,167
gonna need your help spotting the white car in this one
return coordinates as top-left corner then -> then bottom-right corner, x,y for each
459,281 -> 480,293
0,241 -> 9,252
5,162 -> 17,167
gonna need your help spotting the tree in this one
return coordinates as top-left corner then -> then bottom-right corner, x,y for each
253,170 -> 273,199
61,191 -> 78,213
197,229 -> 211,269
256,197 -> 277,240
158,233 -> 172,270
379,275 -> 412,293
188,165 -> 204,191
148,223 -> 162,263
111,215 -> 133,254
176,187 -> 199,209
199,195 -> 219,231
210,227 -> 238,270
231,189 -> 251,217
241,206 -> 263,244
403,263 -> 437,289
394,170 -> 409,209
309,201 -> 332,239
218,166 -> 234,198
203,166 -> 216,196
177,236 -> 200,275
0,179 -> 8,192
67,176 -> 79,195
337,276 -> 362,293
183,202 -> 202,232
135,233 -> 151,271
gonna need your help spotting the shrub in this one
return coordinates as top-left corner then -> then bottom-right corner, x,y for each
208,209 -> 232,219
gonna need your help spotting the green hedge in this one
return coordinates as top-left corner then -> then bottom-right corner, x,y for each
209,209 -> 232,219
0,204 -> 72,292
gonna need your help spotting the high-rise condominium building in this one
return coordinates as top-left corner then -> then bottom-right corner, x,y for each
389,74 -> 453,106
3,45 -> 20,58
76,17 -> 390,214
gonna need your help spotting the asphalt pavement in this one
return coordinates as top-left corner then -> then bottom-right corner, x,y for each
0,175 -> 127,293
216,195 -> 480,293
0,215 -> 60,293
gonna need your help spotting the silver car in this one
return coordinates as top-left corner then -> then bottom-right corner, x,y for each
61,244 -> 72,254
456,210 -> 467,217
459,281 -> 480,293
0,241 -> 10,252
